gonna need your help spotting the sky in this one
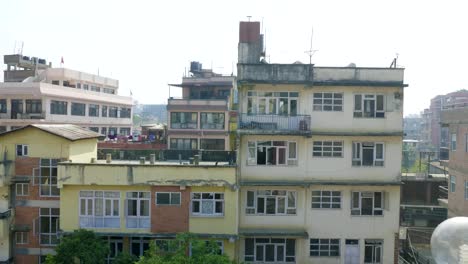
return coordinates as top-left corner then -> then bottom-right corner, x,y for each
1,0 -> 468,116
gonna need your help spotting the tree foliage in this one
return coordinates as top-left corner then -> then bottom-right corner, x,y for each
46,229 -> 109,264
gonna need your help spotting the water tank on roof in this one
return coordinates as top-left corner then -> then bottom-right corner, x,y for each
190,61 -> 202,73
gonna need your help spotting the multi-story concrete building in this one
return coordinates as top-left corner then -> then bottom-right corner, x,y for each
167,62 -> 236,151
440,107 -> 468,218
0,124 -> 101,263
0,54 -> 133,136
58,155 -> 238,262
236,21 -> 406,264
403,115 -> 422,141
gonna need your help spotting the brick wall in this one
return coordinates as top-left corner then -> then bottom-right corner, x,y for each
151,186 -> 190,233
15,254 -> 39,264
14,207 -> 40,248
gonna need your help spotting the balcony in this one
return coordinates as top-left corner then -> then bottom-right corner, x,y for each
238,113 -> 311,135
167,97 -> 228,111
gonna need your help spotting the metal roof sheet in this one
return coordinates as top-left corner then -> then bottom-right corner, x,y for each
0,124 -> 102,141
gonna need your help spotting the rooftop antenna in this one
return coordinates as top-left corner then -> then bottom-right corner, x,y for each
390,53 -> 399,68
305,27 -> 318,65
247,16 -> 252,22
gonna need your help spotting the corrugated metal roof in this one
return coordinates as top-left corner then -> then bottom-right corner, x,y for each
0,124 -> 102,141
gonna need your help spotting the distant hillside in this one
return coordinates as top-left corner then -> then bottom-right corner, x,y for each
134,104 -> 167,124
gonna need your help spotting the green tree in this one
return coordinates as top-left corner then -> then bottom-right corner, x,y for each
136,233 -> 236,264
46,229 -> 109,264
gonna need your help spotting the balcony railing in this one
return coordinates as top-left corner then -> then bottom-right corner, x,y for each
239,113 -> 311,133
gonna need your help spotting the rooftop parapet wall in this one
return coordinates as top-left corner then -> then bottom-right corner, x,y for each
45,68 -> 119,88
237,64 -> 405,85
441,107 -> 468,124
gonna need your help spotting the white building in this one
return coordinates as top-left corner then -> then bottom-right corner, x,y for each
0,54 -> 133,136
236,21 -> 406,264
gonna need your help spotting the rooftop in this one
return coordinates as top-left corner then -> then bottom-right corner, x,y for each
0,124 -> 103,141
60,159 -> 234,167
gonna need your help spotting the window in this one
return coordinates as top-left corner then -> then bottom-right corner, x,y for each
354,94 -> 385,118
103,87 -> 115,94
244,238 -> 295,262
310,239 -> 340,257
39,208 -> 59,245
71,102 -> 86,116
16,183 -> 29,196
200,113 -> 225,129
155,239 -> 178,253
0,126 -> 5,133
50,100 -> 67,115
351,192 -> 384,216
16,144 -> 28,156
170,138 -> 198,150
247,91 -> 298,115
102,106 -> 108,117
313,141 -> 343,157
247,141 -> 297,166
51,80 -> 60,85
109,106 -> 118,118
313,93 -> 343,111
16,232 -> 28,244
465,133 -> 468,152
156,192 -> 181,205
101,127 -> 107,136
451,133 -> 457,151
191,192 -> 224,216
191,240 -> 224,256
0,99 -> 7,113
76,83 -> 81,89
246,190 -> 297,215
131,237 -> 150,257
171,112 -> 198,129
88,104 -> 100,117
126,192 -> 150,228
79,191 -> 120,228
89,127 -> 99,133
108,127 -> 118,136
120,107 -> 131,118
364,240 -> 383,264
39,159 -> 59,197
120,127 -> 131,136
200,139 -> 225,150
352,142 -> 384,166
83,84 -> 89,90
105,237 -> 123,263
450,175 -> 456,193
311,191 -> 341,209
25,99 -> 42,113
465,181 -> 468,200
90,85 -> 101,92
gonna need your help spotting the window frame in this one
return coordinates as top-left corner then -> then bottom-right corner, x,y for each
0,99 -> 7,113
39,208 -> 60,245
246,190 -> 297,215
79,190 -> 121,228
353,94 -> 385,118
50,100 -> 68,115
309,238 -> 340,257
351,191 -> 384,216
311,190 -> 341,209
39,159 -> 60,197
465,181 -> 468,200
25,99 -> 42,114
155,192 -> 181,206
15,231 -> 29,244
125,191 -> 150,229
450,175 -> 456,193
200,112 -> 225,129
244,237 -> 296,262
191,192 -> 224,216
313,92 -> 343,112
364,240 -> 383,264
16,144 -> 29,157
352,142 -> 385,167
71,102 -> 86,116
451,133 -> 457,151
170,138 -> 198,150
246,91 -> 299,115
16,183 -> 29,196
170,112 -> 198,129
88,104 -> 100,117
247,141 -> 297,166
312,141 -> 343,157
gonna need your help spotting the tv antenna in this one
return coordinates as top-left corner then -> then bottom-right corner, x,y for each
247,16 -> 252,22
305,27 -> 318,65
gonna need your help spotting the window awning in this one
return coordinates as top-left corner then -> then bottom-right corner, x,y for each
239,228 -> 308,238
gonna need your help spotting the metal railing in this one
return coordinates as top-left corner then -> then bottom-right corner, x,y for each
439,186 -> 448,199
239,113 -> 311,132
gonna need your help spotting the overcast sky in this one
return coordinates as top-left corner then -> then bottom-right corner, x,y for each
1,0 -> 467,116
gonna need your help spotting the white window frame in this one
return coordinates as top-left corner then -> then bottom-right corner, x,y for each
364,240 -> 383,264
244,238 -> 296,262
126,192 -> 150,229
351,192 -> 384,216
311,191 -> 341,209
313,141 -> 343,157
451,133 -> 457,151
313,92 -> 343,111
354,94 -> 385,118
309,238 -> 340,257
246,190 -> 297,215
39,208 -> 60,245
247,91 -> 299,115
131,237 -> 151,257
15,183 -> 29,196
352,142 -> 385,167
15,231 -> 28,244
191,192 -> 224,216
247,141 -> 297,166
16,144 -> 28,156
105,237 -> 123,264
39,159 -> 60,197
450,175 -> 456,193
155,192 -> 181,206
79,191 -> 120,228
